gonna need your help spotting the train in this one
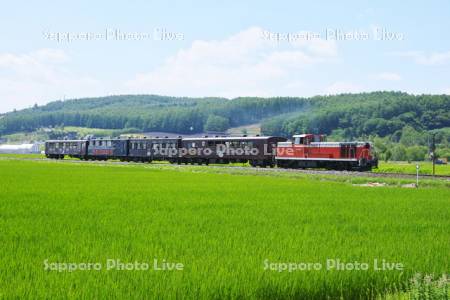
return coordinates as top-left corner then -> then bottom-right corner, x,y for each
45,133 -> 378,171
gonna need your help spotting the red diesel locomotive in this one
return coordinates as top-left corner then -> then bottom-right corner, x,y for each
275,134 -> 378,171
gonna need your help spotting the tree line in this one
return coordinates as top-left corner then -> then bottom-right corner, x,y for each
1,92 -> 449,160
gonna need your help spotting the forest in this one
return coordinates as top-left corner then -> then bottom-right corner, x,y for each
1,92 -> 449,160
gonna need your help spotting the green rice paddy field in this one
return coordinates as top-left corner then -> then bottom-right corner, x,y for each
0,159 -> 449,299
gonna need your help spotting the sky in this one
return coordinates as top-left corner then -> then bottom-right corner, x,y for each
0,0 -> 450,113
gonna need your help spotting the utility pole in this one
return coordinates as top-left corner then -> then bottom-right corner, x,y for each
429,133 -> 436,177
416,164 -> 419,188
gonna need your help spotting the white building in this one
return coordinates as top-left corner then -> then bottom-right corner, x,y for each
0,143 -> 42,154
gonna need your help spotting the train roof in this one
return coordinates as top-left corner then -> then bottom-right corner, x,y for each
129,137 -> 180,141
182,136 -> 283,141
46,139 -> 87,143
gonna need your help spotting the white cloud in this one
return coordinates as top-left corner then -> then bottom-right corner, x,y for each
0,49 -> 99,113
442,88 -> 450,95
374,72 -> 402,81
325,81 -> 362,95
126,27 -> 338,98
393,50 -> 450,66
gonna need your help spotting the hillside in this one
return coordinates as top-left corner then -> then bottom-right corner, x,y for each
1,92 -> 449,160
0,95 -> 307,135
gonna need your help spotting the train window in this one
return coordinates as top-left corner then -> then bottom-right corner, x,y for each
294,137 -> 301,144
192,142 -> 196,148
107,141 -> 112,147
201,141 -> 206,147
137,143 -> 141,150
142,143 -> 146,150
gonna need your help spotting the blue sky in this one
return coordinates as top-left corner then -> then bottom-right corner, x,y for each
1,0 -> 450,113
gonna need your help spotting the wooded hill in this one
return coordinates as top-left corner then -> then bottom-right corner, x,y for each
0,95 -> 307,135
1,92 -> 449,160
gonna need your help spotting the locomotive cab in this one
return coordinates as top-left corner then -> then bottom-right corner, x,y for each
293,134 -> 326,145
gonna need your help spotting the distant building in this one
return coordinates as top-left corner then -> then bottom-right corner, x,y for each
0,143 -> 42,154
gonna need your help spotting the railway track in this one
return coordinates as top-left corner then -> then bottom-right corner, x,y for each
2,156 -> 450,181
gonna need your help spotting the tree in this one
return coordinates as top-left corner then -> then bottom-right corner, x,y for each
400,126 -> 424,146
203,115 -> 230,132
405,146 -> 428,161
391,144 -> 407,161
384,149 -> 392,162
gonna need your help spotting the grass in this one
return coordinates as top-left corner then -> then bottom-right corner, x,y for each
376,161 -> 450,176
1,154 -> 450,189
0,159 -> 449,299
0,153 -> 45,159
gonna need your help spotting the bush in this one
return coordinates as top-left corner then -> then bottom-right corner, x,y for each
406,146 -> 428,161
391,145 -> 407,161
408,273 -> 449,300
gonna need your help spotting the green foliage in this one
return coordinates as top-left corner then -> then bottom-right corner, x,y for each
2,92 -> 449,160
391,144 -> 407,161
405,146 -> 428,162
203,115 -> 230,132
437,149 -> 450,160
399,126 -> 425,146
408,274 -> 449,300
261,91 -> 450,142
0,95 -> 307,135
